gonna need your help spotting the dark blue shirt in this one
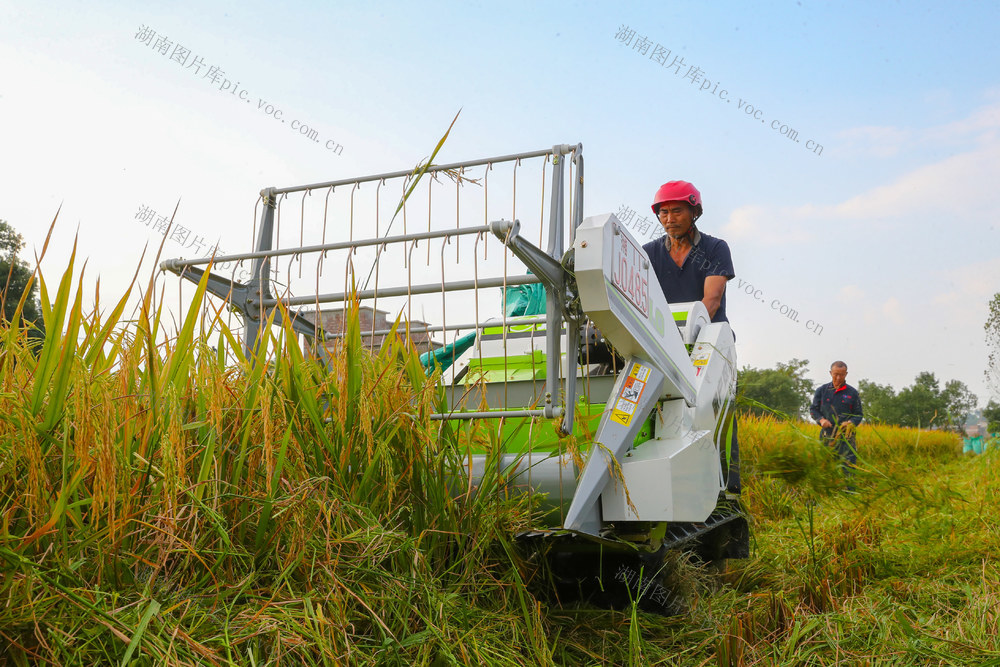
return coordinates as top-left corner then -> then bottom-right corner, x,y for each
642,229 -> 735,323
810,382 -> 864,432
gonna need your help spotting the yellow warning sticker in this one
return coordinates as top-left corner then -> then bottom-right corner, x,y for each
634,365 -> 650,382
611,407 -> 633,426
611,363 -> 651,426
615,397 -> 637,414
691,344 -> 712,369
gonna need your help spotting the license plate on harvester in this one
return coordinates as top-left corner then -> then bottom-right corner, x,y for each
611,225 -> 649,318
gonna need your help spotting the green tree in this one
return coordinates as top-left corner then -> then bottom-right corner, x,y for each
738,358 -> 812,419
913,370 -> 940,394
857,378 -> 900,425
941,379 -> 977,431
894,371 -> 946,428
983,399 -> 1000,434
0,219 -> 45,338
987,293 -> 1000,394
856,372 -> 976,430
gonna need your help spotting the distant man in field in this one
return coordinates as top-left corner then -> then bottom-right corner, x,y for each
810,361 -> 864,489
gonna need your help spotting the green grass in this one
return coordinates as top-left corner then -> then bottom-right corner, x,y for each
1,254 -> 546,665
2,257 -> 998,665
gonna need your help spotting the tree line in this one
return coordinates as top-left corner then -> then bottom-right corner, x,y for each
738,357 -> 983,431
0,219 -> 45,341
739,289 -> 1000,432
987,292 -> 1000,432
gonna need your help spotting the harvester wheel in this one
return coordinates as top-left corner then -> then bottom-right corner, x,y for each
520,538 -> 690,616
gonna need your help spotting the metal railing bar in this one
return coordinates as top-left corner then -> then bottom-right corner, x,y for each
269,145 -> 578,195
160,225 -> 493,272
309,315 -> 552,340
429,408 -> 561,421
261,274 -> 541,308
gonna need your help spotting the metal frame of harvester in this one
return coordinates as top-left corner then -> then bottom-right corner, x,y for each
162,143 -> 748,612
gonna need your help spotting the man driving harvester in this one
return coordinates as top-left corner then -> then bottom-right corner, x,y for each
642,181 -> 734,323
641,181 -> 740,493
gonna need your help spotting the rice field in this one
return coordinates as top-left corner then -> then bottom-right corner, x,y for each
2,256 -> 998,665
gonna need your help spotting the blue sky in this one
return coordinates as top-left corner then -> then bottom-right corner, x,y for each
2,1 -> 999,404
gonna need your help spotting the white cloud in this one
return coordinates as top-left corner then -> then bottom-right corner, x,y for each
836,125 -> 914,158
838,100 -> 1000,158
928,104 -> 1000,143
931,257 -> 1000,306
837,285 -> 865,304
881,297 -> 904,325
722,204 -> 815,243
721,205 -> 765,239
832,141 -> 1000,220
728,103 -> 1000,233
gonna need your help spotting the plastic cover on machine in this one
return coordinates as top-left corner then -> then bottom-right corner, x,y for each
418,331 -> 476,373
419,280 -> 546,372
503,279 -> 546,318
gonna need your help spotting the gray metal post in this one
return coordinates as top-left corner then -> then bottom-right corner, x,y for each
571,145 -> 584,244
562,145 -> 585,435
544,147 -> 565,420
243,187 -> 277,357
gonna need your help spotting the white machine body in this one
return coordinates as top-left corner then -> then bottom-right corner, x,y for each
570,214 -> 737,528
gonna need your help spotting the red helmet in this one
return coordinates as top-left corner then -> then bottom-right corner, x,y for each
652,181 -> 703,218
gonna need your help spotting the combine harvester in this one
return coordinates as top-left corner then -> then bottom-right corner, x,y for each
162,144 -> 747,611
